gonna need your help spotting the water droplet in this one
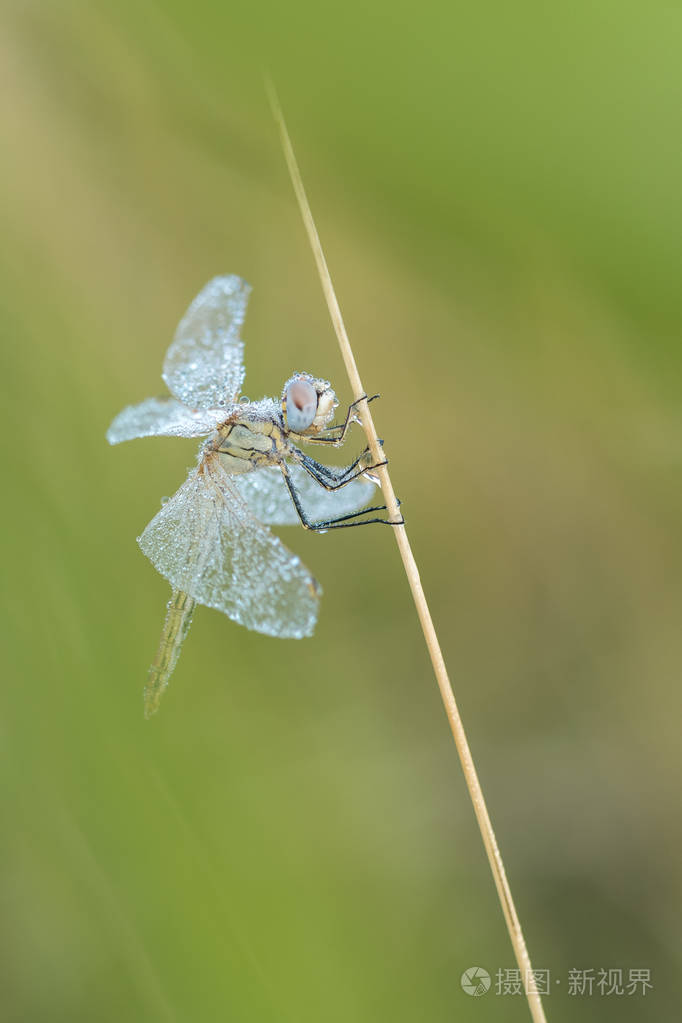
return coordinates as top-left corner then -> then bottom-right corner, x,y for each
239,395 -> 250,405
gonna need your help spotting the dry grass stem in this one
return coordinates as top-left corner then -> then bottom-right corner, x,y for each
267,82 -> 548,1023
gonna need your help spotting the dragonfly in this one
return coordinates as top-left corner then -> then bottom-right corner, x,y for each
107,275 -> 401,717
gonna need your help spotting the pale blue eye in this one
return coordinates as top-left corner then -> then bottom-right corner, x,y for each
286,379 -> 318,431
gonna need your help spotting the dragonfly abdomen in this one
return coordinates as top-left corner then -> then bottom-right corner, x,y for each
145,588 -> 196,718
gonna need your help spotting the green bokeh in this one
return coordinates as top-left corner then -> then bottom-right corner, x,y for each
2,2 -> 679,1020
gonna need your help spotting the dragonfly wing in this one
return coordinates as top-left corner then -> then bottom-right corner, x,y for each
162,275 -> 251,409
232,464 -> 378,526
138,461 -> 320,638
107,396 -> 224,444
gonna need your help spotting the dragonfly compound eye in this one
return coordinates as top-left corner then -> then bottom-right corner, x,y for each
285,377 -> 318,432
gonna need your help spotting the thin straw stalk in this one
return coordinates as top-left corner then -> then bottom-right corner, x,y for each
267,82 -> 548,1023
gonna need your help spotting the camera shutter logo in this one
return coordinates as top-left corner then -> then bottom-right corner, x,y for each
461,966 -> 491,997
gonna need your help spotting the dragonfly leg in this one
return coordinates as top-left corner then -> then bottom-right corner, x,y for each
280,464 -> 403,530
306,446 -> 374,483
310,499 -> 404,530
303,393 -> 381,446
298,449 -> 389,491
328,440 -> 383,479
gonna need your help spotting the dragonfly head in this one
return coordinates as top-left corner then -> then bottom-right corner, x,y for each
282,372 -> 338,435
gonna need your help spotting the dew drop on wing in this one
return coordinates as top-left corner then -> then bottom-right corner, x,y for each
137,463 -> 321,639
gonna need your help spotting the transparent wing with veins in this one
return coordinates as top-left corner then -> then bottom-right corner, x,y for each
106,396 -> 226,445
138,458 -> 320,639
162,275 -> 251,409
232,464 -> 378,526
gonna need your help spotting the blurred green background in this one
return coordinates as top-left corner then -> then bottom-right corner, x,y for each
1,2 -> 680,1020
